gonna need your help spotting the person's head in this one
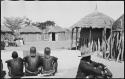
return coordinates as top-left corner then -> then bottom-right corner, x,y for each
30,46 -> 36,56
44,47 -> 51,56
12,51 -> 18,59
80,46 -> 92,61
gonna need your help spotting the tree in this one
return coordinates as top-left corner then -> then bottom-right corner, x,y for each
3,17 -> 31,38
37,20 -> 55,30
45,20 -> 55,26
4,17 -> 30,31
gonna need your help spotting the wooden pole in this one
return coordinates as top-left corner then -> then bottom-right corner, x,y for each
110,27 -> 113,59
116,32 -> 122,62
120,18 -> 124,61
89,28 -> 91,46
76,27 -> 78,50
121,32 -> 124,61
104,27 -> 106,58
71,28 -> 74,49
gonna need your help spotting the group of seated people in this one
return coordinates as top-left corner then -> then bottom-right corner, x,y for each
1,47 -> 58,78
1,46 -> 112,78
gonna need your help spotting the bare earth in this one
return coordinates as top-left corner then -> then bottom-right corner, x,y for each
1,41 -> 124,78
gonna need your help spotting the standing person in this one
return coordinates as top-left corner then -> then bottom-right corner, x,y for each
23,46 -> 42,76
1,59 -> 6,78
41,47 -> 58,76
5,51 -> 24,78
76,47 -> 112,78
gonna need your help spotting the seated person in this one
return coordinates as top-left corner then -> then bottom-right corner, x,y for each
76,47 -> 112,78
23,46 -> 42,76
1,41 -> 5,50
5,51 -> 24,78
1,59 -> 6,78
41,47 -> 58,76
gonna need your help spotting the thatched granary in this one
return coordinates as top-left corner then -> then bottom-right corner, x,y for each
47,26 -> 66,41
111,14 -> 124,61
19,25 -> 42,42
71,10 -> 114,51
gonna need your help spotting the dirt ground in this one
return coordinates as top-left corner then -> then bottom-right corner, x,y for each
1,41 -> 124,78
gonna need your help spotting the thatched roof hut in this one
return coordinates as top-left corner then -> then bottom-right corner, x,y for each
20,25 -> 42,33
112,14 -> 124,31
47,26 -> 67,41
72,11 -> 114,28
19,25 -> 42,42
48,26 -> 65,33
71,10 -> 114,50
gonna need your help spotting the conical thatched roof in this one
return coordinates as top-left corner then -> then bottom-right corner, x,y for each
112,14 -> 124,31
48,26 -> 65,33
20,25 -> 41,33
1,25 -> 11,32
72,11 -> 114,29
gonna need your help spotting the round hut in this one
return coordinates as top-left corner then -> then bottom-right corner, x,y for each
48,26 -> 66,41
71,9 -> 114,51
19,25 -> 42,42
1,25 -> 13,41
111,14 -> 124,62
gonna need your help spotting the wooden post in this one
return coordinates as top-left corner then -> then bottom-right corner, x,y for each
110,27 -> 113,59
89,28 -> 91,46
76,27 -> 78,50
120,18 -> 124,61
104,27 -> 106,58
121,31 -> 124,61
71,28 -> 74,49
116,32 -> 122,62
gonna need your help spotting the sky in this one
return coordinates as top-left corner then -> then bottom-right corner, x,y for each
1,1 -> 124,28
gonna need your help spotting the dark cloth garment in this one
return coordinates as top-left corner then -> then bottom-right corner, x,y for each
23,54 -> 42,76
41,56 -> 58,75
1,41 -> 5,50
1,71 -> 6,78
76,59 -> 103,78
1,59 -> 6,78
5,57 -> 24,77
1,59 -> 3,72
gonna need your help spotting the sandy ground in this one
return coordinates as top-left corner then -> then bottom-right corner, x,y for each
1,41 -> 124,78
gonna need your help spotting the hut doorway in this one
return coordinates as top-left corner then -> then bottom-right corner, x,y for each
52,32 -> 55,41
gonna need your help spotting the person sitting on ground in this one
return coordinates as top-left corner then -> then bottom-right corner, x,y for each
5,51 -> 24,78
41,47 -> 58,76
76,46 -> 112,78
1,41 -> 5,50
23,46 -> 42,76
1,59 -> 6,78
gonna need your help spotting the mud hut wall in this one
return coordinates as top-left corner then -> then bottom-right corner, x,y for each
57,32 -> 65,41
40,33 -> 49,41
48,32 -> 66,41
65,32 -> 72,40
20,33 -> 41,42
